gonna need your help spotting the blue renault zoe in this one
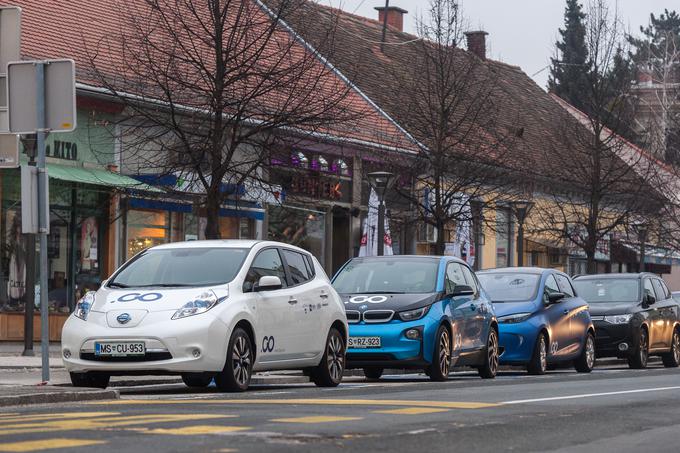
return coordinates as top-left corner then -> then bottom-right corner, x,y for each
332,256 -> 499,381
477,267 -> 595,374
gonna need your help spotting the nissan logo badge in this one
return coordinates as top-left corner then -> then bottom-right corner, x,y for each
117,313 -> 132,325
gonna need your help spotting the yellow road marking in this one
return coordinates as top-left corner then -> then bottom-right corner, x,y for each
97,398 -> 497,409
271,416 -> 362,424
0,413 -> 118,424
373,407 -> 450,415
138,425 -> 250,435
0,414 -> 233,436
0,438 -> 106,452
0,414 -> 16,418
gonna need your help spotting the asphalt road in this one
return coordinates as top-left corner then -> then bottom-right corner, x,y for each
2,363 -> 680,453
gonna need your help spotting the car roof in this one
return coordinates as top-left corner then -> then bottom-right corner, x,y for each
149,240 -> 311,255
349,255 -> 467,264
477,267 -> 547,275
574,273 -> 655,280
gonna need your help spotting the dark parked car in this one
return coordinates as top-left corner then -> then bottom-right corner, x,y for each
573,273 -> 680,369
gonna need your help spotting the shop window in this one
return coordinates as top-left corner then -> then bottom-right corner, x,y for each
317,156 -> 329,172
292,151 -> 309,168
239,218 -> 254,239
219,217 -> 239,239
127,209 -> 169,259
267,205 -> 325,265
332,158 -> 350,176
496,208 -> 510,268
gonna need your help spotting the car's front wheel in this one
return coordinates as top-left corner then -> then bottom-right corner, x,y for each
363,367 -> 384,380
574,332 -> 595,373
477,328 -> 499,379
215,327 -> 253,392
181,373 -> 213,388
662,328 -> 680,368
70,371 -> 110,389
429,325 -> 451,381
311,327 -> 345,387
527,332 -> 548,375
628,327 -> 649,369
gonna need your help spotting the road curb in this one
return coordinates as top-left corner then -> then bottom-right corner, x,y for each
0,388 -> 119,407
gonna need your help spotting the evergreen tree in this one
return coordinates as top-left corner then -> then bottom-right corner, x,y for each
548,0 -> 590,112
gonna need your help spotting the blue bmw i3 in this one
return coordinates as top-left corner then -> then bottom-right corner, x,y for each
332,256 -> 499,381
476,267 -> 595,375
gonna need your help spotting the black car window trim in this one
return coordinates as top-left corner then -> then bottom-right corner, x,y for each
642,278 -> 655,301
279,248 -> 315,289
555,273 -> 575,297
459,262 -> 480,298
242,246 -> 288,293
661,280 -> 672,300
304,254 -> 316,278
543,274 -> 560,303
652,279 -> 667,302
445,262 -> 467,294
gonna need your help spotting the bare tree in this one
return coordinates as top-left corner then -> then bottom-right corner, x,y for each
385,0 -> 515,255
536,0 -> 666,274
84,0 -> 358,238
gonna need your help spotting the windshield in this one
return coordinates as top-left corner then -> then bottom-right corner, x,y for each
477,273 -> 540,302
109,248 -> 249,288
333,258 -> 439,294
572,279 -> 640,303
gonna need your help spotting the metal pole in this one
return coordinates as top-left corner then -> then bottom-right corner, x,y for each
640,240 -> 646,273
517,221 -> 524,267
36,62 -> 50,382
22,232 -> 35,356
377,200 -> 385,256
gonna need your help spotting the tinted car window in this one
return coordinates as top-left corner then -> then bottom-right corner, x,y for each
110,248 -> 248,288
477,273 -> 540,302
573,279 -> 640,303
333,258 -> 438,294
446,263 -> 468,294
544,275 -> 560,296
652,279 -> 667,301
244,248 -> 287,292
282,250 -> 311,285
555,274 -> 575,297
661,280 -> 672,299
643,279 -> 655,300
460,265 -> 479,294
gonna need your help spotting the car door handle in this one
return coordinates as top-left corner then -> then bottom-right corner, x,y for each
470,304 -> 477,311
563,309 -> 569,315
288,298 -> 298,305
319,291 -> 329,299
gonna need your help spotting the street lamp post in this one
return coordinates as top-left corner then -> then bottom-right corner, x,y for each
367,171 -> 396,256
511,200 -> 533,267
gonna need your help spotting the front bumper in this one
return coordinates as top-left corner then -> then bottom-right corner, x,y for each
497,321 -> 538,365
345,317 -> 438,369
593,320 -> 637,358
61,310 -> 230,374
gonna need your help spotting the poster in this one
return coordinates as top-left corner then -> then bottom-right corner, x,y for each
81,217 -> 98,271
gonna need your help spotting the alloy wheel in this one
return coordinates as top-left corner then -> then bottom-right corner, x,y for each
232,335 -> 251,386
488,330 -> 499,375
439,329 -> 451,376
539,336 -> 547,372
673,332 -> 680,364
585,336 -> 595,370
326,332 -> 345,383
639,329 -> 648,367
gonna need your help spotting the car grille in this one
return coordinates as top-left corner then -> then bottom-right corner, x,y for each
363,310 -> 394,323
347,352 -> 395,361
79,352 -> 173,362
345,310 -> 361,324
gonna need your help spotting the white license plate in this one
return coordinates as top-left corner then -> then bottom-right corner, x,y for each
95,342 -> 145,357
348,336 -> 381,349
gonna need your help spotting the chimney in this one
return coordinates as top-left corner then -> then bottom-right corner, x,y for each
375,5 -> 408,32
465,31 -> 488,60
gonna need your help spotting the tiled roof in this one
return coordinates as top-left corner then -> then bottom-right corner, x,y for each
1,0 -> 419,153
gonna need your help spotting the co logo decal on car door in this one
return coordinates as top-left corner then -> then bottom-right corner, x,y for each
347,295 -> 387,304
116,293 -> 163,303
262,336 -> 275,353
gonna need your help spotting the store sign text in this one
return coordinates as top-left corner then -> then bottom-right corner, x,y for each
46,140 -> 78,160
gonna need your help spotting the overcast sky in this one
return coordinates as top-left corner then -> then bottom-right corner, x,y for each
316,0 -> 672,90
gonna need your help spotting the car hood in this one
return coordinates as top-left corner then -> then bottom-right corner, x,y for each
492,300 -> 538,317
91,285 -> 229,313
588,303 -> 639,316
339,292 -> 440,313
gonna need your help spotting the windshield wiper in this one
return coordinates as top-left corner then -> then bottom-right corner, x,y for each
133,283 -> 195,288
352,291 -> 406,294
108,282 -> 129,288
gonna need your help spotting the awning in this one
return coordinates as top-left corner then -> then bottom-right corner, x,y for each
46,163 -> 163,193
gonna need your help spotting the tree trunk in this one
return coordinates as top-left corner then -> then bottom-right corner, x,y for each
585,249 -> 597,275
204,192 -> 221,239
435,219 -> 446,255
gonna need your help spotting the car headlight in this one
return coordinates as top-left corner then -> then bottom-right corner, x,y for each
398,306 -> 430,321
498,312 -> 532,324
74,291 -> 95,321
172,290 -> 221,320
604,314 -> 633,324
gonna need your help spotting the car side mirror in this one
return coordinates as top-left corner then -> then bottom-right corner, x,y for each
645,293 -> 656,305
255,276 -> 283,292
547,292 -> 566,304
451,284 -> 475,297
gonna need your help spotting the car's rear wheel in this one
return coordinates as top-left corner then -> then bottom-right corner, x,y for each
527,332 -> 548,375
478,328 -> 499,379
662,328 -> 680,368
363,367 -> 384,380
311,327 -> 345,387
574,332 -> 595,373
628,327 -> 649,369
215,327 -> 253,392
429,325 -> 451,381
181,373 -> 213,388
70,371 -> 110,389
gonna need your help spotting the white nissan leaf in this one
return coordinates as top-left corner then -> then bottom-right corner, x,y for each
61,240 -> 348,391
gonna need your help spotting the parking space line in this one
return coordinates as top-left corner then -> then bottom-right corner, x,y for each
502,385 -> 680,405
0,413 -> 119,424
372,407 -> 450,415
135,425 -> 250,436
0,438 -> 106,452
271,416 -> 363,424
100,398 -> 498,409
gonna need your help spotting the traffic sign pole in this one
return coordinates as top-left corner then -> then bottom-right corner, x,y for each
35,62 -> 49,382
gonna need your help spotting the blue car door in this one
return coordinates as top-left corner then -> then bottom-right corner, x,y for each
461,264 -> 489,351
543,274 -> 572,358
445,262 -> 474,352
555,273 -> 587,355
